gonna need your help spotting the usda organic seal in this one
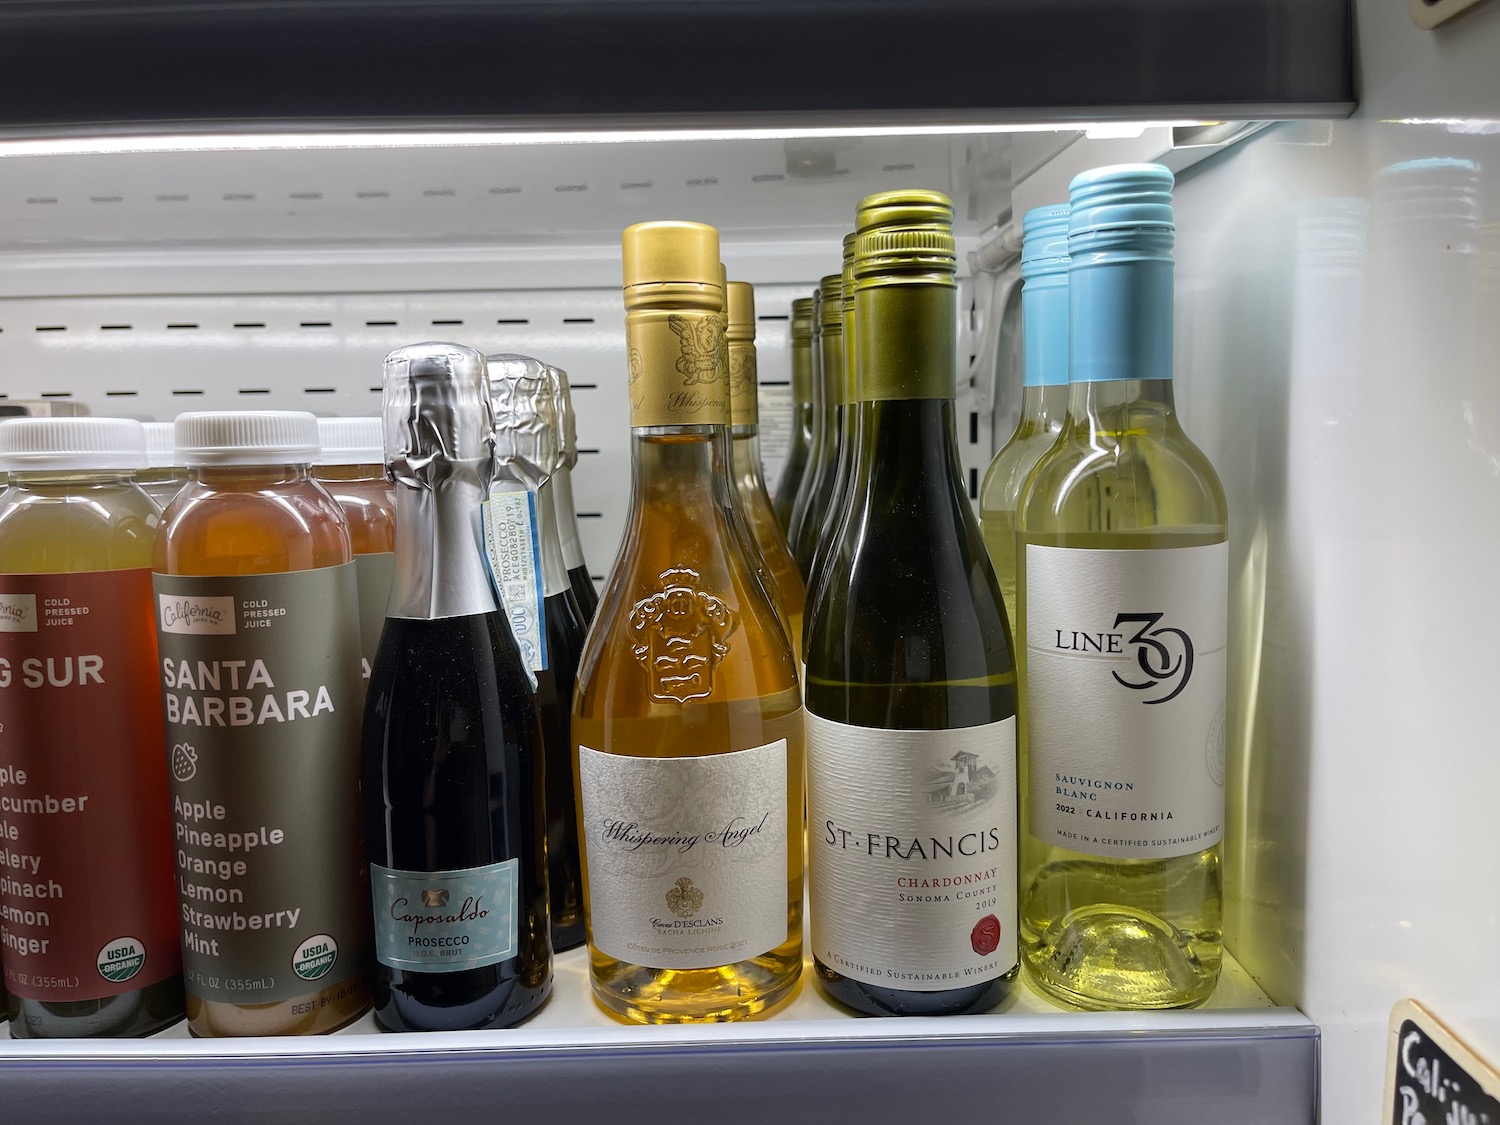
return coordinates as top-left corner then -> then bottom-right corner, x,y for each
97,937 -> 146,983
292,934 -> 338,981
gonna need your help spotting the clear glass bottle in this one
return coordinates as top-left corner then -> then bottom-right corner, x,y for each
804,191 -> 1019,1017
313,417 -> 396,686
154,411 -> 371,1036
486,352 -> 590,954
726,279 -> 807,664
362,345 -> 552,1032
1017,165 -> 1228,1011
551,371 -> 599,622
137,421 -> 189,511
572,220 -> 803,1024
790,275 -> 846,577
771,297 -> 816,533
979,204 -> 1071,634
0,417 -> 184,1038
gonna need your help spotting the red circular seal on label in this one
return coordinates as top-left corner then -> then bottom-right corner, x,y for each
970,914 -> 1002,956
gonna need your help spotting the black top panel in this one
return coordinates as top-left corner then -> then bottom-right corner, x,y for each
0,0 -> 1354,132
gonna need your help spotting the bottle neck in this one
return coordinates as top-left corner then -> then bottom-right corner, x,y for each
535,478 -> 573,598
856,281 -> 956,401
190,463 -> 314,487
728,339 -> 759,428
821,329 -> 848,407
854,398 -> 967,504
389,464 -> 497,621
9,470 -> 139,489
628,425 -> 738,531
1069,255 -> 1173,384
552,463 -> 586,570
1066,378 -> 1179,433
790,337 -> 814,408
732,428 -> 769,493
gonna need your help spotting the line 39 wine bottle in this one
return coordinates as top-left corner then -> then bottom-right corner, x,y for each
805,190 -> 1020,1017
1017,165 -> 1228,1011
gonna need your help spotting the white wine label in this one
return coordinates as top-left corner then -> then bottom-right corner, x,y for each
578,739 -> 788,971
806,715 -> 1017,992
1024,543 -> 1228,861
480,484 -> 548,678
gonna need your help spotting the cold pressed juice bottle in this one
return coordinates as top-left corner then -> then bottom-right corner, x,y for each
0,417 -> 185,1038
153,411 -> 371,1036
313,417 -> 396,686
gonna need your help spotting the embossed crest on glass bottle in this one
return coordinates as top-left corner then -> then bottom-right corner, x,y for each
628,566 -> 737,702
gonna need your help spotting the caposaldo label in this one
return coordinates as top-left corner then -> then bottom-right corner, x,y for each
578,739 -> 787,970
369,859 -> 519,972
0,569 -> 181,1002
153,564 -> 371,1004
807,715 -> 1017,991
1024,543 -> 1228,861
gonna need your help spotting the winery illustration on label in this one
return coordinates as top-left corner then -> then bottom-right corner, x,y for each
1024,543 -> 1229,860
807,715 -> 1018,991
152,564 -> 370,1004
628,568 -> 735,704
369,860 -> 520,972
0,570 -> 180,1002
578,740 -> 787,970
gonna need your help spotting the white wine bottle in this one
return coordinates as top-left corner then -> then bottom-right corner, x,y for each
789,275 -> 845,578
979,204 -> 1070,633
571,221 -> 803,1024
1017,164 -> 1228,1011
771,297 -> 816,532
805,190 -> 1018,1017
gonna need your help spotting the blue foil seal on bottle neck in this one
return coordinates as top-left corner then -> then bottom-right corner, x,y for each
1020,203 -> 1070,389
1067,163 -> 1176,383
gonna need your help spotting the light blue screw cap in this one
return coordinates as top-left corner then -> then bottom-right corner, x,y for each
1021,204 -> 1070,388
1067,163 -> 1176,383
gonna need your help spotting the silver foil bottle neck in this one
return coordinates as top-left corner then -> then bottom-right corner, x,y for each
553,366 -> 581,470
487,352 -> 563,489
382,342 -> 499,620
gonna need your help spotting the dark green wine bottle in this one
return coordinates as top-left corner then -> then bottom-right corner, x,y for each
771,298 -> 816,533
804,190 -> 1019,1017
790,274 -> 846,579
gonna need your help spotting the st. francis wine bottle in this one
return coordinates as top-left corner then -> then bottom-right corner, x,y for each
362,343 -> 552,1032
805,191 -> 1019,1017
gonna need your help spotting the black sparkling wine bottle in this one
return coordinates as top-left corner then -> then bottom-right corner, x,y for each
362,343 -> 552,1032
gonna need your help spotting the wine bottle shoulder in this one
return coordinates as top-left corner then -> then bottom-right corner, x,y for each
979,425 -> 1065,521
1018,416 -> 1227,537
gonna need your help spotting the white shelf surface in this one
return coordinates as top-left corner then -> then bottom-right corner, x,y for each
0,948 -> 1316,1125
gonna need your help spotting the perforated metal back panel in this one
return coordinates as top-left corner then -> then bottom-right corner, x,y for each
0,280 -> 985,585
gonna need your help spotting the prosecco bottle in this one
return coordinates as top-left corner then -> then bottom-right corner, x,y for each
362,343 -> 552,1032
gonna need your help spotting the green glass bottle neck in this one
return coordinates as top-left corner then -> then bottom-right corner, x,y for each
1014,384 -> 1069,436
732,429 -> 770,492
855,282 -> 956,402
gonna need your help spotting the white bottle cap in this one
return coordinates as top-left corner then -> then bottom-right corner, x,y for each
0,417 -> 148,472
174,411 -> 321,467
315,417 -> 384,467
143,421 -> 178,468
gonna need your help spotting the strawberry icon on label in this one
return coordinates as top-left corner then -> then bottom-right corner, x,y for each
970,914 -> 1002,957
171,742 -> 197,783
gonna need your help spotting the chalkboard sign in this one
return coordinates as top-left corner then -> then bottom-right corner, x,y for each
1388,1000 -> 1500,1125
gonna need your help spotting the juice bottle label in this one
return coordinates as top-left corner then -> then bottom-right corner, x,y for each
577,738 -> 788,970
368,859 -> 519,972
0,569 -> 181,1002
354,552 -> 394,683
153,563 -> 371,1004
1024,542 -> 1228,860
806,714 -> 1018,990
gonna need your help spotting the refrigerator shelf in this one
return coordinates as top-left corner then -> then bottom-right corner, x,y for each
0,948 -> 1316,1125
